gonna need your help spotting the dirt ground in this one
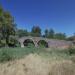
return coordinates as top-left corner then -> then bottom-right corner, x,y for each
0,53 -> 75,75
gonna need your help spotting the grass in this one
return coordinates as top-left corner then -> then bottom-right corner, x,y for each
0,47 -> 75,75
0,46 -> 74,62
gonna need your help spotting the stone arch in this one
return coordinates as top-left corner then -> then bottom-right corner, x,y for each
37,40 -> 48,48
23,39 -> 35,47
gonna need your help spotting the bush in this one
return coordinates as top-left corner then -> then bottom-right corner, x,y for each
8,37 -> 21,47
0,49 -> 14,62
68,47 -> 75,55
70,56 -> 75,63
0,40 -> 6,47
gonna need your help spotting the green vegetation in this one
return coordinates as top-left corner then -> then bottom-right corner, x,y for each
38,40 -> 48,48
68,47 -> 75,55
44,29 -> 55,38
16,29 -> 29,37
0,49 -> 13,62
31,26 -> 41,37
0,6 -> 16,46
0,47 -> 75,63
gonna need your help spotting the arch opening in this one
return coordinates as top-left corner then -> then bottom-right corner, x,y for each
23,39 -> 35,47
38,40 -> 48,48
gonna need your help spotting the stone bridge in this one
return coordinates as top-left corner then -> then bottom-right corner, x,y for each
18,36 -> 73,48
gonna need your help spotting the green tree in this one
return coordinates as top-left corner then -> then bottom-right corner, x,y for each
48,29 -> 54,38
31,26 -> 41,37
67,33 -> 75,41
0,6 -> 16,46
44,29 -> 49,38
16,29 -> 28,37
54,33 -> 66,40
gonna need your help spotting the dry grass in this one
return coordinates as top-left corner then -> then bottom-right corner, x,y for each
49,61 -> 75,75
0,53 -> 75,75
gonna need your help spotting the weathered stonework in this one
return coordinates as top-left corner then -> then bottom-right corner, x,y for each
18,36 -> 73,48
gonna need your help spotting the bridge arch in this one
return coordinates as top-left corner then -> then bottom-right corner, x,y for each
37,40 -> 48,48
23,39 -> 35,47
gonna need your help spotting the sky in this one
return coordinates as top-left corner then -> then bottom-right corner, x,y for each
0,0 -> 75,36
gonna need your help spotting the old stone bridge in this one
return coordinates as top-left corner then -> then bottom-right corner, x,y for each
17,36 -> 73,48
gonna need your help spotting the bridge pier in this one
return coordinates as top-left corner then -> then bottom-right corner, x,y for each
34,43 -> 38,47
20,42 -> 24,48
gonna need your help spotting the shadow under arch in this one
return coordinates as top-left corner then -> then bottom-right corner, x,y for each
23,39 -> 35,47
37,40 -> 48,48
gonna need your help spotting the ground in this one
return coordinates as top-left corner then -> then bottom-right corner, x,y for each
0,47 -> 75,75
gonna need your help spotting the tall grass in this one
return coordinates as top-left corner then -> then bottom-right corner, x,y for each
0,47 -> 75,62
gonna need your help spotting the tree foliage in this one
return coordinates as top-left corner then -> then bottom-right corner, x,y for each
67,33 -> 75,41
16,29 -> 28,37
54,33 -> 66,40
44,28 -> 66,40
44,28 -> 54,38
44,29 -> 49,38
0,6 -> 16,46
31,26 -> 41,37
48,29 -> 54,38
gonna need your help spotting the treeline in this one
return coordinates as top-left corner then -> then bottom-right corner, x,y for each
16,26 -> 75,41
0,6 -> 75,47
16,26 -> 66,40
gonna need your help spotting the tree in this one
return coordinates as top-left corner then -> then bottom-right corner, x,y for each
54,33 -> 66,40
31,26 -> 41,37
48,29 -> 54,38
0,6 -> 16,46
16,29 -> 28,37
44,29 -> 49,38
67,33 -> 75,41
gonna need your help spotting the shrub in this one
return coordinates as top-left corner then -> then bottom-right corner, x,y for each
8,37 -> 21,47
0,40 -> 6,47
70,56 -> 75,63
68,47 -> 75,55
0,49 -> 14,62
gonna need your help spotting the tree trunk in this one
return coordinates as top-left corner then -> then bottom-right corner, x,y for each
6,35 -> 9,47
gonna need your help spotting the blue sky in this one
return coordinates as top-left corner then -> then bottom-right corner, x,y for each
0,0 -> 75,36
